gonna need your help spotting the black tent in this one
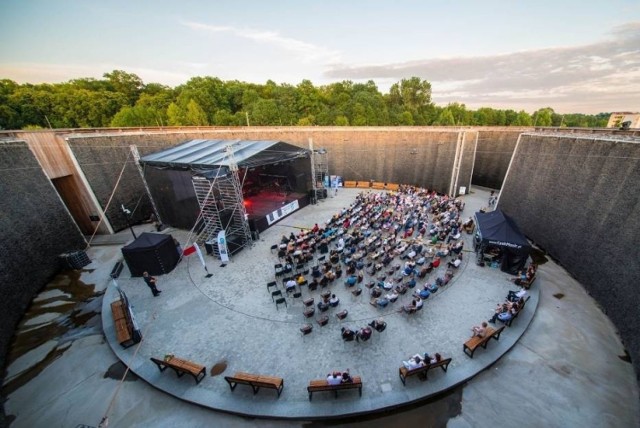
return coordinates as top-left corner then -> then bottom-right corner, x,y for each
474,209 -> 530,274
121,232 -> 179,277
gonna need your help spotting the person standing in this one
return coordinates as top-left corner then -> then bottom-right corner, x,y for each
143,271 -> 161,297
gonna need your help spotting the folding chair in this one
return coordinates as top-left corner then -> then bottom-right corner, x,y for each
271,289 -> 282,302
275,297 -> 287,310
270,244 -> 278,254
300,324 -> 313,335
267,281 -> 277,292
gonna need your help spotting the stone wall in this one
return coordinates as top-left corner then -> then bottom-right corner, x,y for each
472,129 -> 523,189
498,133 -> 640,380
66,128 -> 470,231
0,140 -> 86,371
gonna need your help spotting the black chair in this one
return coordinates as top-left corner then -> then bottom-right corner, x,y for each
274,263 -> 284,278
270,244 -> 278,254
275,297 -> 287,310
271,289 -> 282,301
293,291 -> 302,299
267,281 -> 277,292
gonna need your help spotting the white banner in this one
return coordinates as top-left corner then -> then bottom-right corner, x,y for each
194,243 -> 207,268
217,230 -> 230,263
266,200 -> 300,225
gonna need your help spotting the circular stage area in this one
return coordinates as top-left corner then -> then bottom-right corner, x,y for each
102,188 -> 538,419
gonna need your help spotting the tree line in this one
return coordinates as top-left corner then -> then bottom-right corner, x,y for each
0,70 -> 609,130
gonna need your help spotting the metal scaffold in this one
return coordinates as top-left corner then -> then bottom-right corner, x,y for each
309,138 -> 329,204
192,145 -> 252,259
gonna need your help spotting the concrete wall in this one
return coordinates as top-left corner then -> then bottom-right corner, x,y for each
498,133 -> 640,380
0,140 -> 86,371
472,129 -> 523,189
65,128 -> 472,231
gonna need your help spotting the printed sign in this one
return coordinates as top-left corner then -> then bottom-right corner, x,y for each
266,200 -> 300,225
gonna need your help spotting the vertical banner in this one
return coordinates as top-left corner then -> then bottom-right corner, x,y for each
218,230 -> 230,263
194,243 -> 206,269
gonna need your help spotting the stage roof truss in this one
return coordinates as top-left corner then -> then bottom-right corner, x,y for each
140,139 -> 310,171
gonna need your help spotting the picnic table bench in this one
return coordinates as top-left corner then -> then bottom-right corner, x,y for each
150,355 -> 206,384
398,358 -> 452,386
463,325 -> 505,358
307,376 -> 362,400
224,371 -> 284,397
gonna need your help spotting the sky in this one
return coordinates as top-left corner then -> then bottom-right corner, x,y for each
1,0 -> 639,114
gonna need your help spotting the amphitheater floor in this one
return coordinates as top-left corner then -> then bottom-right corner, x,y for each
4,187 -> 639,427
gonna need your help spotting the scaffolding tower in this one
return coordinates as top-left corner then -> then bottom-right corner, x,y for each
192,146 -> 253,259
309,139 -> 329,204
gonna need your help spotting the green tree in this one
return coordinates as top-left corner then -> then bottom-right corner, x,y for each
434,108 -> 455,126
514,110 -> 532,126
166,102 -> 185,126
184,99 -> 209,125
110,105 -> 160,127
103,70 -> 143,105
533,107 -> 554,126
334,115 -> 349,126
250,99 -> 280,125
400,111 -> 414,125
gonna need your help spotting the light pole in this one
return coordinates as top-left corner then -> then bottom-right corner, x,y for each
121,204 -> 137,240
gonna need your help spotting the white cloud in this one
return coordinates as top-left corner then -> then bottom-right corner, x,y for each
0,62 -> 194,86
183,21 -> 341,64
325,22 -> 640,113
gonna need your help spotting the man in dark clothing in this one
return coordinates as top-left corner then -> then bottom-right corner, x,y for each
143,271 -> 161,296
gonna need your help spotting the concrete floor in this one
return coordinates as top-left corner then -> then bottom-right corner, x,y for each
3,187 -> 639,428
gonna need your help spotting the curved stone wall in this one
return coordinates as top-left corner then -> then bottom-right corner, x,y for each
498,133 -> 640,380
0,140 -> 85,371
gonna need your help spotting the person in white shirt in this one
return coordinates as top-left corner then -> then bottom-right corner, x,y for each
326,372 -> 342,385
507,288 -> 527,302
447,258 -> 462,269
402,355 -> 425,370
285,279 -> 297,292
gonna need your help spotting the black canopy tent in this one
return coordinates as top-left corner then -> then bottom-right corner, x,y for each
474,209 -> 530,274
121,232 -> 180,277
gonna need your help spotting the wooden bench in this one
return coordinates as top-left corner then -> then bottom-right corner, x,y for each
224,371 -> 284,397
502,296 -> 530,327
398,358 -> 452,386
110,261 -> 124,279
520,275 -> 536,289
463,325 -> 505,358
150,355 -> 206,384
307,376 -> 362,400
344,181 -> 357,188
111,300 -> 134,348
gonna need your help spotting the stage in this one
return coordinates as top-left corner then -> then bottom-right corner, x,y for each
244,190 -> 310,234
